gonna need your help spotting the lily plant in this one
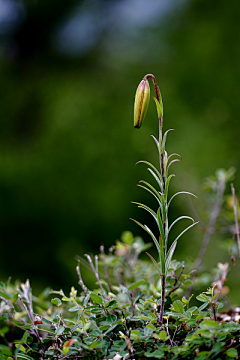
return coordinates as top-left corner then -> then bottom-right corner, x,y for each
131,74 -> 198,324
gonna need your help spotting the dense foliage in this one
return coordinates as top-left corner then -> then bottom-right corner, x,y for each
0,233 -> 240,359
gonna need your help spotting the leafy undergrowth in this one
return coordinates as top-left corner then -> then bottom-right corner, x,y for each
0,233 -> 240,360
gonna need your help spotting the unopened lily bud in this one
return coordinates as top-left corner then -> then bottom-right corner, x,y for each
134,78 -> 150,128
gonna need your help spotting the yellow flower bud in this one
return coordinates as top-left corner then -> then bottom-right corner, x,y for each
134,78 -> 150,128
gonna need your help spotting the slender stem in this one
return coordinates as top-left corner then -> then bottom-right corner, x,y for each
159,275 -> 166,324
231,183 -> 240,256
85,254 -> 109,300
144,74 -> 160,103
195,177 -> 226,271
76,262 -> 88,296
185,176 -> 226,299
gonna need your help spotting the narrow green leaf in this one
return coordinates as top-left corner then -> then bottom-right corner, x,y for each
162,129 -> 174,153
146,252 -> 162,277
0,291 -> 12,300
157,207 -> 165,242
68,305 -> 82,312
55,326 -> 65,336
16,355 -> 34,360
153,97 -> 163,118
165,243 -> 176,275
147,168 -> 163,192
137,184 -> 161,205
104,324 -> 118,336
164,174 -> 175,202
160,194 -> 166,223
128,280 -> 145,290
132,202 -> 158,225
165,222 -> 198,273
136,160 -> 163,183
130,218 -> 161,259
139,180 -> 162,202
168,191 -> 198,207
151,135 -> 159,148
196,294 -> 210,302
168,216 -> 194,234
198,302 -> 209,311
164,153 -> 181,173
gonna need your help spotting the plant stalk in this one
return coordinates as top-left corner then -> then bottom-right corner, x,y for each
159,274 -> 166,324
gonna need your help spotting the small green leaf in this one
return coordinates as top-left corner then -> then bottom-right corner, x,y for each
128,280 -> 145,290
55,326 -> 65,336
89,341 -> 105,349
51,298 -> 62,307
144,326 -> 153,336
172,300 -> 184,314
90,293 -> 103,305
226,348 -> 238,357
130,330 -> 140,339
146,323 -> 155,331
145,349 -> 164,358
196,294 -> 210,303
184,280 -> 193,286
68,306 -> 81,312
198,302 -> 209,311
0,291 -> 12,300
159,330 -> 167,340
153,97 -> 163,118
138,315 -> 150,321
200,320 -> 220,330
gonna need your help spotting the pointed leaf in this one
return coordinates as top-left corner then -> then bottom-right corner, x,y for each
168,191 -> 198,207
153,97 -> 163,118
165,222 -> 198,273
136,160 -> 163,183
146,252 -> 162,276
128,280 -> 145,290
147,168 -> 163,192
166,159 -> 181,175
164,174 -> 175,202
157,208 -> 165,242
162,129 -> 174,152
132,202 -> 158,226
165,242 -> 176,275
151,135 -> 159,148
139,180 -> 162,202
168,216 -> 194,234
164,153 -> 182,173
130,219 -> 161,258
137,184 -> 161,205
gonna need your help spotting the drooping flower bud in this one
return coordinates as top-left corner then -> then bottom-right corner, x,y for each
134,78 -> 150,128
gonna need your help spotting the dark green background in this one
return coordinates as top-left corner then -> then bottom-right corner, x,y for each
0,0 -> 240,301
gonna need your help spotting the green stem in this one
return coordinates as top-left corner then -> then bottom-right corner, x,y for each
159,275 -> 166,324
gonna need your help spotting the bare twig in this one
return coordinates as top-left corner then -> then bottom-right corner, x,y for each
84,254 -> 109,300
76,262 -> 88,296
231,183 -> 240,256
195,176 -> 226,272
185,176 -> 226,299
18,295 -> 45,352
165,317 -> 173,346
100,245 -> 112,291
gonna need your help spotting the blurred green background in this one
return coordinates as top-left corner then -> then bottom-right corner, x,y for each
0,0 -> 240,301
